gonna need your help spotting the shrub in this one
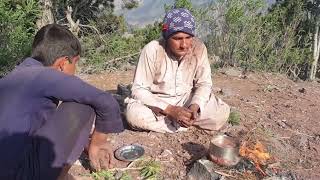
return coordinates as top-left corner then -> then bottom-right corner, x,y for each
80,21 -> 162,73
0,0 -> 40,77
202,0 -> 312,79
80,33 -> 144,73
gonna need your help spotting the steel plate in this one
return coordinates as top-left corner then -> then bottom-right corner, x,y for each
114,144 -> 145,161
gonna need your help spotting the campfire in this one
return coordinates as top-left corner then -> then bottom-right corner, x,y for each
239,141 -> 271,176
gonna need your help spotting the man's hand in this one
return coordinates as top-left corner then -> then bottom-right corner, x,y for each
163,105 -> 194,127
188,104 -> 200,120
88,130 -> 114,171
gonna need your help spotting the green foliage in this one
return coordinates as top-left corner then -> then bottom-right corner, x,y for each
123,0 -> 139,9
173,0 -> 193,11
164,0 -> 194,13
93,13 -> 127,35
139,159 -> 161,180
204,0 -> 313,79
0,0 -> 40,76
80,21 -> 163,73
54,0 -> 114,25
81,32 -> 144,73
91,170 -> 132,180
134,22 -> 162,45
54,0 -> 125,36
228,111 -> 241,126
119,171 -> 132,180
90,170 -> 133,180
0,0 -> 317,80
91,170 -> 114,180
89,159 -> 160,180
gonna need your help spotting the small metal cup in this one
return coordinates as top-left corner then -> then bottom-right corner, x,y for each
208,134 -> 241,166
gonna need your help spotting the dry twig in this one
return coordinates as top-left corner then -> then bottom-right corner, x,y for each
105,52 -> 140,66
286,129 -> 314,138
214,170 -> 236,178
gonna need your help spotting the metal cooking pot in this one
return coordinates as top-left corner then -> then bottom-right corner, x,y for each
208,134 -> 241,166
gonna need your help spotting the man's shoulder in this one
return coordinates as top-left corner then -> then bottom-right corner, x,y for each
191,38 -> 207,57
37,68 -> 81,83
192,38 -> 206,49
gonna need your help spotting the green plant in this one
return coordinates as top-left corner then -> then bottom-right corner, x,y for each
203,0 -> 313,79
91,170 -> 114,180
210,62 -> 222,72
228,111 -> 241,125
0,0 -> 40,76
164,0 -> 194,13
139,160 -> 161,180
119,171 -> 132,180
92,12 -> 127,35
134,22 -> 162,44
80,21 -> 165,73
88,158 -> 160,180
80,33 -> 143,73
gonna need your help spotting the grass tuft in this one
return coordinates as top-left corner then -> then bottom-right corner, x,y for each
139,159 -> 161,180
228,111 -> 241,125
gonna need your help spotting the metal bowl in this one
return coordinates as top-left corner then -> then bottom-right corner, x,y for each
208,134 -> 241,166
114,144 -> 145,162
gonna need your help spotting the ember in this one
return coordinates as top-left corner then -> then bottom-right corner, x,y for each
239,141 -> 271,176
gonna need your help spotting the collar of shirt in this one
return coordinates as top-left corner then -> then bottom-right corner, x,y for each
19,57 -> 44,68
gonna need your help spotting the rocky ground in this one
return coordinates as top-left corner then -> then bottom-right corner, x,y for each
70,68 -> 320,180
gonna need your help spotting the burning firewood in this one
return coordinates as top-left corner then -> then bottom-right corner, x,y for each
239,141 -> 271,176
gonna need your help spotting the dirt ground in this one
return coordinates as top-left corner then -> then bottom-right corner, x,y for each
70,68 -> 320,180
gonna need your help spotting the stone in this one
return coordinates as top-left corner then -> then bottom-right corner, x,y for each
298,88 -> 306,93
220,88 -> 234,97
187,159 -> 221,180
223,68 -> 242,77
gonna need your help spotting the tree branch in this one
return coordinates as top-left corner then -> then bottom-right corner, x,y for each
105,52 -> 140,66
66,6 -> 80,36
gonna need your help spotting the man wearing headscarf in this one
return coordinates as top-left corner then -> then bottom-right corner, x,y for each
125,8 -> 230,133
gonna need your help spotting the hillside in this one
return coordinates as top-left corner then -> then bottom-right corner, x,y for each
70,69 -> 320,179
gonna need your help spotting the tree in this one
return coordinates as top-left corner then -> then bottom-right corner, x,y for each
308,0 -> 320,80
203,0 -> 314,79
36,0 -> 54,29
264,0 -> 312,79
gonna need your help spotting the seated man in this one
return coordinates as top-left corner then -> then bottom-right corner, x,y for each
125,8 -> 230,133
0,24 -> 124,180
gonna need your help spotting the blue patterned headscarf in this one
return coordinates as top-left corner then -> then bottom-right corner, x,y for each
162,8 -> 196,39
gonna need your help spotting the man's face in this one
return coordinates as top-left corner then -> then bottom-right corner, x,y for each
62,55 -> 79,75
167,32 -> 193,59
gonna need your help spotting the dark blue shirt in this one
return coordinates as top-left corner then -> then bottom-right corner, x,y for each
0,58 -> 124,174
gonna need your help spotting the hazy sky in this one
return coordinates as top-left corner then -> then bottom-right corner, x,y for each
114,0 -> 276,26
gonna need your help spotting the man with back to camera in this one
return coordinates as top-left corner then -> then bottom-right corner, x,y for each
0,24 -> 124,179
125,8 -> 230,133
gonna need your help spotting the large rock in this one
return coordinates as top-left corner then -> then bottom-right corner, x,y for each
187,159 -> 221,180
223,68 -> 243,77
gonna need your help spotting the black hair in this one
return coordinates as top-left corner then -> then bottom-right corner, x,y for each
31,24 -> 81,66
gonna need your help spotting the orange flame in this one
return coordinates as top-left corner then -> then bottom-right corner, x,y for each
239,141 -> 271,176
